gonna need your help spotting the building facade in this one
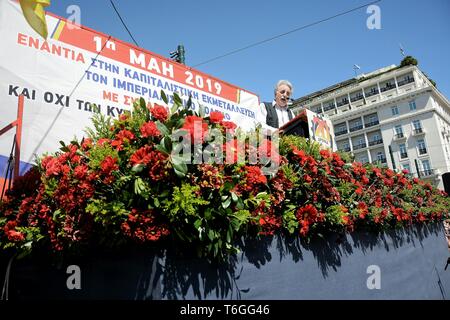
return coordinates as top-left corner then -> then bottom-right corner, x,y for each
291,64 -> 450,190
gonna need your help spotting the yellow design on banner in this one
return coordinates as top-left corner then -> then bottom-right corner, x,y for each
51,20 -> 66,40
19,0 -> 51,39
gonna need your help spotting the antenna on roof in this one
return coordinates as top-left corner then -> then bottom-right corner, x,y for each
399,43 -> 406,57
353,64 -> 361,77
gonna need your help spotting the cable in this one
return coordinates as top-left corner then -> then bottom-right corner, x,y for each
193,0 -> 382,67
109,0 -> 140,47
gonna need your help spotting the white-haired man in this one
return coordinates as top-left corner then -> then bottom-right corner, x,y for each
259,80 -> 295,129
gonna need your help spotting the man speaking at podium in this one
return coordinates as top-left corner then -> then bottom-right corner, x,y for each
259,80 -> 295,129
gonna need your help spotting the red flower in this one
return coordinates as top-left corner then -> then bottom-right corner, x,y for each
209,111 -> 224,123
119,113 -> 129,121
151,104 -> 169,122
147,150 -> 169,181
100,156 -> 118,175
121,209 -> 169,243
81,138 -> 93,151
45,157 -> 62,177
73,165 -> 88,180
182,115 -> 208,144
130,146 -> 153,166
140,121 -> 160,138
221,121 -> 237,132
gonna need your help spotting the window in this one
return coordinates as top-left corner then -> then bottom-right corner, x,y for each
417,139 -> 427,155
376,152 -> 384,161
394,125 -> 404,138
373,133 -> 380,141
421,159 -> 432,176
399,143 -> 408,159
412,120 -> 421,130
409,101 -> 417,111
391,106 -> 399,116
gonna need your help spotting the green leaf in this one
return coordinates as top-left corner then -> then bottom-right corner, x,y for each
160,90 -> 168,104
171,155 -> 188,177
156,121 -> 170,136
173,92 -> 183,106
163,136 -> 173,152
231,192 -> 238,203
59,141 -> 69,152
155,142 -> 169,155
154,197 -> 160,208
132,163 -> 145,173
186,96 -> 193,109
222,197 -> 232,209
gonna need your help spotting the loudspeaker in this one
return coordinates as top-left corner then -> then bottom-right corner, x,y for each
442,172 -> 450,195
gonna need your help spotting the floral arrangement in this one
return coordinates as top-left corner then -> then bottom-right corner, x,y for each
1,92 -> 449,260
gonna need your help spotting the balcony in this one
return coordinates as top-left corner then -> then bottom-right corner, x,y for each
353,143 -> 367,150
418,148 -> 428,155
413,128 -> 425,135
369,139 -> 383,146
365,120 -> 379,128
419,169 -> 435,177
335,129 -> 348,136
400,152 -> 408,159
339,146 -> 351,152
365,89 -> 379,98
372,157 -> 387,164
323,104 -> 335,112
380,84 -> 396,92
337,99 -> 349,107
394,132 -> 406,140
349,124 -> 363,132
350,95 -> 364,103
397,77 -> 415,87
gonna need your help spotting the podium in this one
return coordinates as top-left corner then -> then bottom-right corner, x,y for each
278,110 -> 309,138
279,109 -> 335,150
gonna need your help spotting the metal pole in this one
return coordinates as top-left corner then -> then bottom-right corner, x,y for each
14,95 -> 24,180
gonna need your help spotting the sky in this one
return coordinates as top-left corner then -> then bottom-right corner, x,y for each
47,0 -> 450,103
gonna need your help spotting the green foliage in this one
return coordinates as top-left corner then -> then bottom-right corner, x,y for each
279,135 -> 321,158
85,112 -> 114,141
165,183 -> 210,219
88,144 -> 119,171
400,55 -> 418,67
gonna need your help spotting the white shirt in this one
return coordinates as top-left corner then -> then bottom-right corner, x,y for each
256,100 -> 292,129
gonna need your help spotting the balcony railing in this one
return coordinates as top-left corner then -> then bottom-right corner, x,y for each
337,100 -> 349,107
339,146 -> 351,152
419,169 -> 434,177
323,104 -> 335,112
400,152 -> 408,159
413,128 -> 424,135
349,124 -> 363,132
369,139 -> 383,146
372,157 -> 387,164
335,129 -> 348,136
380,84 -> 396,92
353,143 -> 367,150
365,90 -> 379,98
418,148 -> 428,155
365,120 -> 379,128
350,95 -> 364,103
397,77 -> 415,87
394,132 -> 406,139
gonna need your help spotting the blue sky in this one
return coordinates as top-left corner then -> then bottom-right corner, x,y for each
48,0 -> 450,103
